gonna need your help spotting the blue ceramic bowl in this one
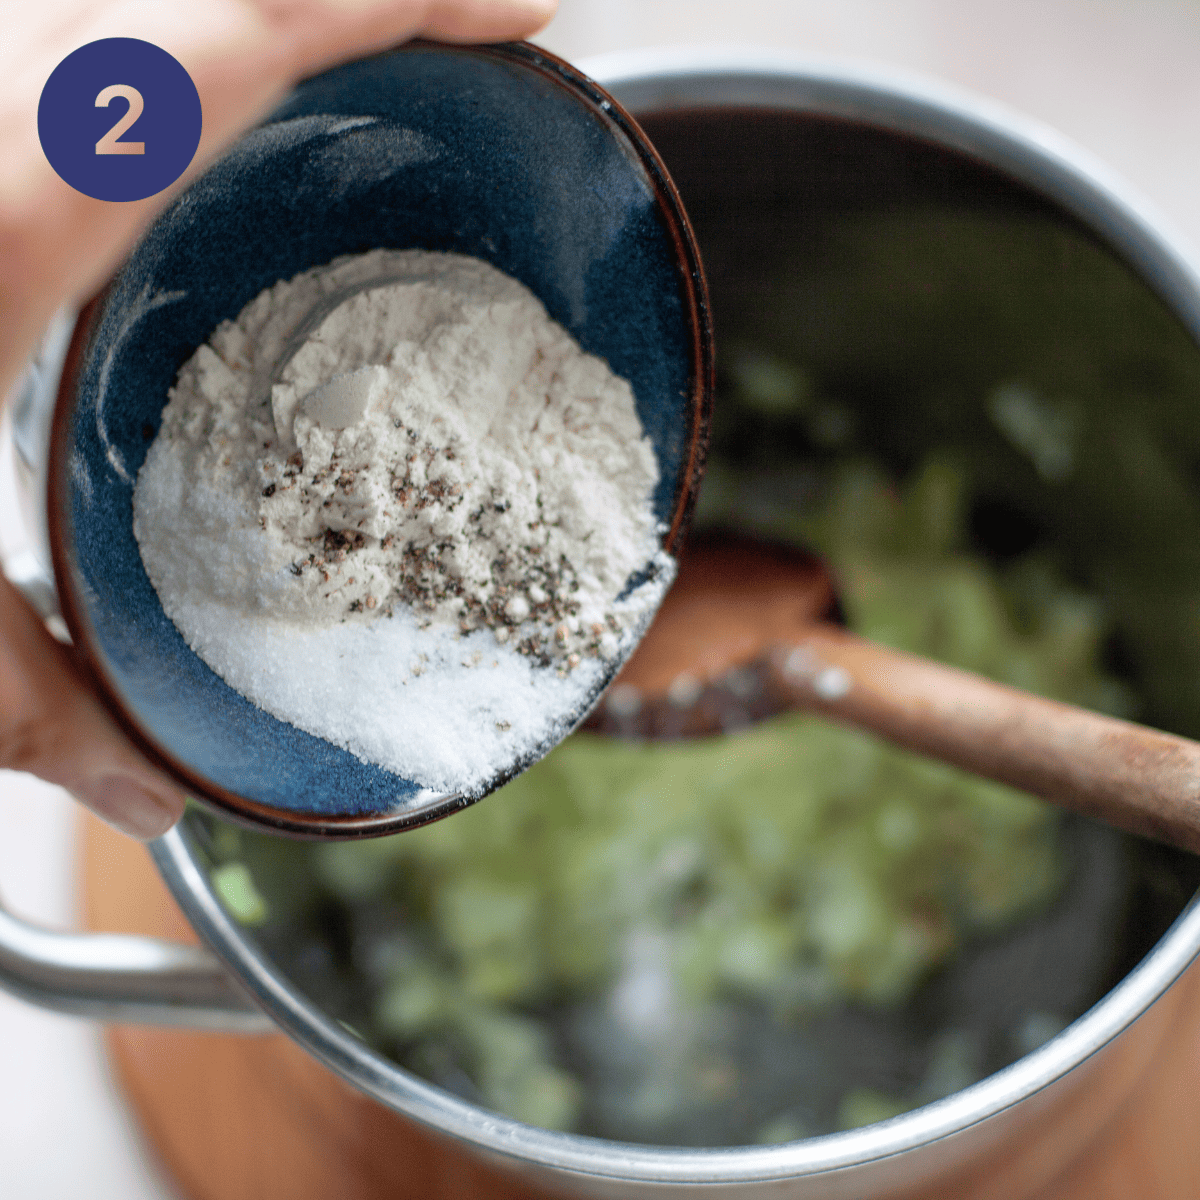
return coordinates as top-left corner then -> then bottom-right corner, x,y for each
48,41 -> 713,838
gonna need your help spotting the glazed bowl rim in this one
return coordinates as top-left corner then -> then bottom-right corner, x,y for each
149,45 -> 1200,1184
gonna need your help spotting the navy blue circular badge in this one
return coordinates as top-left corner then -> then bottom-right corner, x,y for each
38,38 -> 202,203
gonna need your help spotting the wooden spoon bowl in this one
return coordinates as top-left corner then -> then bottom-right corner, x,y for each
585,535 -> 837,739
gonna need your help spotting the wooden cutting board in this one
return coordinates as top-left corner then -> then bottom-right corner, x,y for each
81,812 -> 1200,1200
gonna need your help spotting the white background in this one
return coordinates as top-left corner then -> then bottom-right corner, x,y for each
3,2 -> 1200,1195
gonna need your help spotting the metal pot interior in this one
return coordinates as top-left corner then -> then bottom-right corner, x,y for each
157,58 -> 1200,1189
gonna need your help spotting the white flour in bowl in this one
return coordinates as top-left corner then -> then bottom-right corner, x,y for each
132,249 -> 672,796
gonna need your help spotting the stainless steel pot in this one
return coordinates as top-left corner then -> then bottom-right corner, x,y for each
5,46 -> 1200,1199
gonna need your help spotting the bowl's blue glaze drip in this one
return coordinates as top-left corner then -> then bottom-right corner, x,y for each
64,45 -> 696,820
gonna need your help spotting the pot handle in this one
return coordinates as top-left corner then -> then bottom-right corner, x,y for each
0,886 -> 274,1032
2,333 -> 271,1032
0,626 -> 272,1034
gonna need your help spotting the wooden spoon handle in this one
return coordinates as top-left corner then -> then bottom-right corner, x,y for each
765,625 -> 1200,853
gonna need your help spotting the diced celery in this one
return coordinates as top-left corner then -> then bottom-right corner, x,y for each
210,862 -> 268,926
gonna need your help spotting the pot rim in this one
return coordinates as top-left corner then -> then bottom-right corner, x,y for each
155,44 -> 1200,1184
581,43 -> 1200,347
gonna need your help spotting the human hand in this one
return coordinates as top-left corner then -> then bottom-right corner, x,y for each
0,0 -> 557,840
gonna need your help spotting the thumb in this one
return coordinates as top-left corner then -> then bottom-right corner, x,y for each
0,576 -> 185,840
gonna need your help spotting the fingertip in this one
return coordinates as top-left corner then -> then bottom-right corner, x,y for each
73,774 -> 185,842
417,0 -> 560,43
510,0 -> 559,37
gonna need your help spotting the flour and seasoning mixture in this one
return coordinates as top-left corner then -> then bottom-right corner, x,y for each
132,249 -> 672,796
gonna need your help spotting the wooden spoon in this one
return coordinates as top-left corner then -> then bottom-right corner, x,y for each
585,536 -> 1200,854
